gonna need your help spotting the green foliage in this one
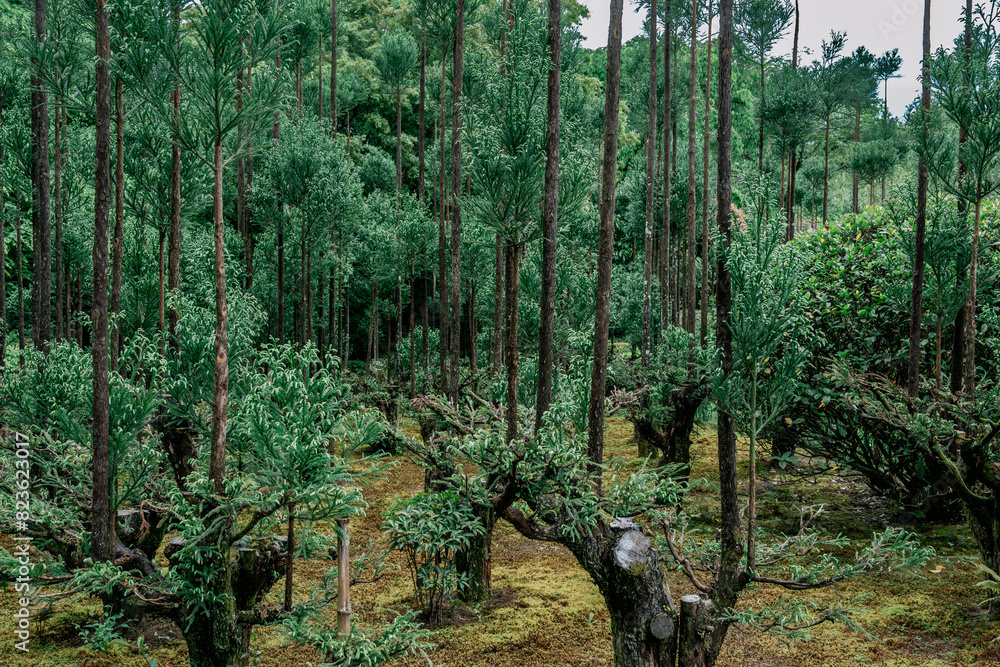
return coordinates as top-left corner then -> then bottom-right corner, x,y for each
383,490 -> 485,619
75,607 -> 127,653
374,27 -> 418,92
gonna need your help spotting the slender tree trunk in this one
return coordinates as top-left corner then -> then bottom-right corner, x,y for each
449,0 -> 465,405
331,0 -> 337,129
92,0 -> 113,562
684,0 -> 698,337
589,0 -> 624,491
852,107 -> 861,214
660,2 -> 672,331
505,242 -> 521,444
536,0 -> 561,431
491,237 -> 504,374
711,3 -> 748,659
76,270 -> 82,347
641,0 -> 657,369
950,0 -> 972,395
418,30 -> 426,201
168,2 -> 182,358
158,226 -> 166,350
278,230 -> 285,343
209,136 -> 229,496
396,86 -> 403,200
758,55 -> 765,173
17,202 -> 25,359
410,271 -> 416,395
110,79 -> 125,372
701,5 -> 713,348
964,195 -> 980,397
439,43 -> 449,388
907,0 -> 931,400
31,0 -> 51,353
53,92 -> 63,341
822,116 -> 831,225
786,147 -> 797,241
0,96 -> 6,367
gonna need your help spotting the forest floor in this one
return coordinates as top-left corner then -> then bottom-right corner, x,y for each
1,416 -> 997,667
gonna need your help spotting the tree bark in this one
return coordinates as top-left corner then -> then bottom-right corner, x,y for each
701,4 -> 713,347
659,2 -> 672,331
331,0 -> 337,129
92,0 -> 113,563
110,78 -> 125,372
31,0 -> 51,353
418,29 -> 426,201
53,92 -> 62,341
641,0 -> 657,368
505,242 -> 521,444
210,136 -> 229,496
438,42 -> 449,389
449,0 -> 465,405
713,0 -> 749,636
168,2 -> 182,358
684,0 -> 698,337
589,0 -> 624,489
950,0 -> 972,395
964,195 -> 980,397
907,0 -> 931,400
0,93 -> 6,368
491,236 -> 504,374
536,0 -> 561,431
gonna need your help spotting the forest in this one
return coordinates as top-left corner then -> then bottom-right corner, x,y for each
0,0 -> 998,664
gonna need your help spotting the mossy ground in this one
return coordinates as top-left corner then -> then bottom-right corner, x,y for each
1,417 -> 996,666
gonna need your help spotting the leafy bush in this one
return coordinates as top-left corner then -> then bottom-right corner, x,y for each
383,490 -> 485,622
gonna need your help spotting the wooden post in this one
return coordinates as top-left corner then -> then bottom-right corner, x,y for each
336,516 -> 351,635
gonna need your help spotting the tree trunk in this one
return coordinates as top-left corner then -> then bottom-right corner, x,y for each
110,78 -> 125,372
822,116 -> 831,225
908,0 -> 931,400
331,0 -> 337,129
851,106 -> 861,214
950,0 -> 971,396
660,3 -> 672,331
491,236 -> 504,374
396,86 -> 403,200
418,31 -> 426,201
92,0 -> 113,563
449,0 -> 466,405
964,195 -> 980,397
53,93 -> 63,341
713,0 -> 749,642
31,0 -> 51,353
438,42 -> 450,389
701,5 -> 713,347
684,0 -> 698,337
210,137 -> 229,496
568,521 -> 677,667
159,227 -> 166,350
641,0 -> 657,368
0,95 -> 6,367
966,501 -> 1000,618
168,3 -> 182,358
278,231 -> 285,343
589,0 -> 624,489
758,55 -> 765,173
536,0 -> 561,431
504,242 -> 521,444
457,510 -> 495,604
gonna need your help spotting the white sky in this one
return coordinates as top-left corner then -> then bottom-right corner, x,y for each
577,0 -> 966,118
